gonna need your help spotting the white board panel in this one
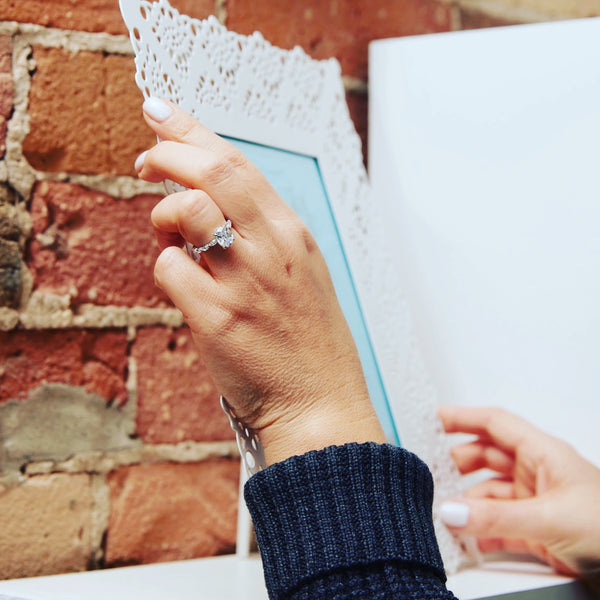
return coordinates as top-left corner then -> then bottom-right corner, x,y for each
370,18 -> 600,466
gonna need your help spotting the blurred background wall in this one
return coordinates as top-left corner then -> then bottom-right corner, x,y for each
0,0 -> 597,580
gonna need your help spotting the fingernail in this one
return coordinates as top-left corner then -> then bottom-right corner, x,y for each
440,502 -> 470,528
134,150 -> 148,172
143,97 -> 173,122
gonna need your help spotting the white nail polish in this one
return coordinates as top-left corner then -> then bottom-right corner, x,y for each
143,97 -> 173,122
440,502 -> 470,528
134,150 -> 148,172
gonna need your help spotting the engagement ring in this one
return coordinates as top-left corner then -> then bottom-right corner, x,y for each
190,219 -> 234,261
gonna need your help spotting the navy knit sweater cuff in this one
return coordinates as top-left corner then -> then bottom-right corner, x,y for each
244,442 -> 445,599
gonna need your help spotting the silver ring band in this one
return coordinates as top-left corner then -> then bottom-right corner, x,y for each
190,219 -> 234,259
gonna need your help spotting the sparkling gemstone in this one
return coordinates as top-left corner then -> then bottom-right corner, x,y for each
215,222 -> 234,248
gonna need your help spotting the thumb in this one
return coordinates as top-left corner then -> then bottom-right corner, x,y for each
440,497 -> 545,542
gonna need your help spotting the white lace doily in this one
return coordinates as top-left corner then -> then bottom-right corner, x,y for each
119,0 -> 477,573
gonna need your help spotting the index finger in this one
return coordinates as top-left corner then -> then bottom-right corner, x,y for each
143,97 -> 231,154
439,406 -> 548,454
140,97 -> 292,223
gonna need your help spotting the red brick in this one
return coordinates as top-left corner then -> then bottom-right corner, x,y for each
226,0 -> 452,79
0,473 -> 93,579
28,181 -> 169,308
0,35 -> 11,111
0,0 -> 215,35
23,47 -> 154,176
0,35 -> 11,73
0,72 -> 13,117
0,329 -> 127,403
132,327 -> 233,443
104,54 -> 154,176
105,460 -> 239,566
346,91 -> 368,167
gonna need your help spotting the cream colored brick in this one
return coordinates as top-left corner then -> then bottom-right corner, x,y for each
105,461 -> 239,566
456,0 -> 600,22
0,474 -> 93,579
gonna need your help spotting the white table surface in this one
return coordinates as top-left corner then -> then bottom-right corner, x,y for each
0,555 -> 589,600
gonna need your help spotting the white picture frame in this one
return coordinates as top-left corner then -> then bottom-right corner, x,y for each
119,0 -> 468,572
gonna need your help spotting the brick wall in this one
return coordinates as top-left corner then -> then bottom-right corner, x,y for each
0,0 -> 596,580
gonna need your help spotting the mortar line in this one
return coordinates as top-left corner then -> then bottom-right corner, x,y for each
21,440 -> 240,477
35,171 -> 165,199
90,473 -> 110,569
0,21 -> 133,55
450,3 -> 463,31
17,298 -> 184,330
343,76 -> 368,95
215,0 -> 228,25
453,0 -> 559,23
6,34 -> 36,200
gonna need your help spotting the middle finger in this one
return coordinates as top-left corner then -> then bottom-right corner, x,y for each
139,141 -> 272,236
450,440 -> 515,476
152,189 -> 247,269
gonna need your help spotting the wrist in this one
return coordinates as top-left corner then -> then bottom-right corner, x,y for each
258,400 -> 387,466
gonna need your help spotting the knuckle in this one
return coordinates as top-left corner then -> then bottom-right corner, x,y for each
201,148 -> 246,186
179,190 -> 213,224
204,302 -> 239,339
295,220 -> 317,252
144,142 -> 168,167
224,146 -> 247,169
173,119 -> 201,145
202,156 -> 233,186
268,219 -> 328,285
488,406 -> 507,419
479,506 -> 501,535
284,218 -> 317,255
484,406 -> 508,429
301,227 -> 319,255
551,437 -> 577,460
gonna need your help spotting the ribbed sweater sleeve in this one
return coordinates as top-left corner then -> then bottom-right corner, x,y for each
244,442 -> 458,599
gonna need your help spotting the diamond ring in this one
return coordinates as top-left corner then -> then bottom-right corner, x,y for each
189,219 -> 234,261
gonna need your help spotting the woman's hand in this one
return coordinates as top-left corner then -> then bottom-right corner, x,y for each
136,98 -> 386,465
439,406 -> 600,579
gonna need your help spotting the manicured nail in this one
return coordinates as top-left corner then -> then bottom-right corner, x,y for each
143,97 -> 173,122
440,502 -> 470,528
134,150 -> 148,172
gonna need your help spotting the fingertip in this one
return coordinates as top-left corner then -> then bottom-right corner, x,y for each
438,405 -> 461,432
438,404 -> 452,420
141,98 -> 225,152
135,144 -> 169,184
143,96 -> 175,123
440,501 -> 470,528
134,150 -> 148,173
150,192 -> 174,230
154,245 -> 186,290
